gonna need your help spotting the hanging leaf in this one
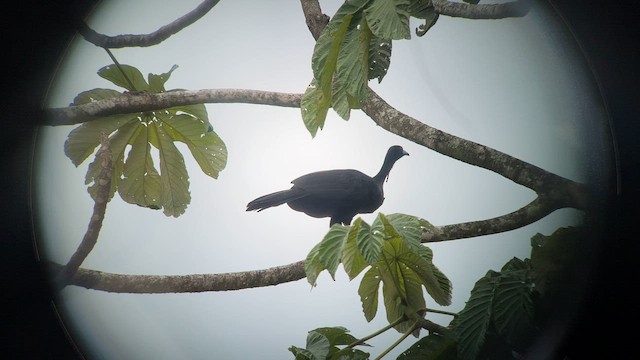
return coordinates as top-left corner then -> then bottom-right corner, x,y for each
300,80 -> 330,138
368,37 -> 392,83
454,271 -> 500,360
358,267 -> 382,322
364,0 -> 411,40
397,332 -> 458,360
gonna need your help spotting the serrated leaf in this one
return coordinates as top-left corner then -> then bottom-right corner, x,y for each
454,272 -> 500,360
397,333 -> 457,360
358,267 -> 381,322
151,122 -> 190,217
364,0 -> 411,40
368,37 -> 392,83
148,64 -> 179,93
336,15 -> 371,101
342,219 -> 369,280
161,113 -> 227,179
117,122 -> 162,209
493,267 -> 534,344
98,64 -> 149,91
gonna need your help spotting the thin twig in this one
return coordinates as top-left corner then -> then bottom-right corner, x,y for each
78,0 -> 221,48
53,133 -> 112,290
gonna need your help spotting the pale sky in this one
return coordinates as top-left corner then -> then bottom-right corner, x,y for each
34,1 -> 610,359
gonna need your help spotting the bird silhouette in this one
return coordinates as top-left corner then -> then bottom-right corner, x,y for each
246,145 -> 409,226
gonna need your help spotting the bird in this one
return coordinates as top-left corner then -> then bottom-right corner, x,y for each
246,145 -> 409,226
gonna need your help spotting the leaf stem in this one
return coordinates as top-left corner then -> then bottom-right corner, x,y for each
421,307 -> 457,317
104,48 -> 137,91
344,315 -> 406,350
374,319 -> 420,360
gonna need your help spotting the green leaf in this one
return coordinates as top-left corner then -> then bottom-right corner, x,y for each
378,238 -> 427,333
306,331 -> 331,360
300,80 -> 329,137
311,327 -> 359,348
98,64 -> 149,91
64,112 -> 137,166
336,15 -> 371,101
161,113 -> 227,179
331,79 -> 351,121
397,333 -> 457,360
493,268 -> 535,345
117,122 -> 162,209
364,0 -> 411,40
85,119 -> 140,201
342,219 -> 369,280
358,216 -> 383,264
305,241 -> 325,287
289,345 -> 315,360
358,267 -> 381,322
148,64 -> 179,93
454,271 -> 500,360
318,225 -> 350,280
368,37 -> 392,83
385,213 -> 422,248
150,121 -> 191,217
72,88 -> 122,105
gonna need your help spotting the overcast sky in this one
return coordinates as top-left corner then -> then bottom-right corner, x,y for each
34,1 -> 611,359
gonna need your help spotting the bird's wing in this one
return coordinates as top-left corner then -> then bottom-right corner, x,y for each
291,169 -> 374,200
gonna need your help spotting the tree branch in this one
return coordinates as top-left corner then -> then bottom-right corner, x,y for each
53,133 -> 112,289
433,0 -> 530,19
44,89 -> 302,126
46,260 -> 306,294
422,196 -> 562,242
78,0 -> 221,48
359,89 -> 588,210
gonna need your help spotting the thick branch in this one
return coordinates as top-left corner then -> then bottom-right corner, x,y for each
46,260 -> 306,294
54,134 -> 112,289
360,90 -> 588,209
433,0 -> 530,19
422,196 -> 561,242
79,0 -> 221,48
45,89 -> 302,126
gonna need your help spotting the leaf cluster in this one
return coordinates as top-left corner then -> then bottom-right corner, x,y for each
64,64 -> 227,217
289,327 -> 370,360
301,0 -> 439,136
305,213 -> 452,334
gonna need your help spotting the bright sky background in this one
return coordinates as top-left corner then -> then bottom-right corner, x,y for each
34,1 -> 611,359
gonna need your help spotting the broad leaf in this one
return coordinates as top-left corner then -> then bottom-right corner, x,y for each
364,0 -> 411,40
454,271 -> 499,360
368,37 -> 392,83
305,331 -> 331,360
336,15 -> 371,101
358,267 -> 382,322
162,113 -> 227,179
318,225 -> 349,280
342,219 -> 369,280
148,64 -> 179,92
117,122 -> 162,209
358,216 -> 383,264
493,267 -> 535,345
98,64 -> 149,91
151,121 -> 191,217
300,81 -> 330,137
397,333 -> 457,360
65,65 -> 226,217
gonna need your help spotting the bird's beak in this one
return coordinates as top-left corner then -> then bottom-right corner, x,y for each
403,151 -> 409,156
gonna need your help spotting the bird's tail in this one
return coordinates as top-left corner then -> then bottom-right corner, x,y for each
246,189 -> 305,212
